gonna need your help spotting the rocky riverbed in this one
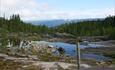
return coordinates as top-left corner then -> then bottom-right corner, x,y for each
0,37 -> 115,70
0,53 -> 115,70
0,53 -> 93,70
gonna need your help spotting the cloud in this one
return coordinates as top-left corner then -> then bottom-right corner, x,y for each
0,0 -> 114,20
0,0 -> 51,20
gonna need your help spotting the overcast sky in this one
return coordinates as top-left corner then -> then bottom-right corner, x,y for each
0,0 -> 115,20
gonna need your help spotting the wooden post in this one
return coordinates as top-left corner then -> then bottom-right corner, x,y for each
76,41 -> 80,69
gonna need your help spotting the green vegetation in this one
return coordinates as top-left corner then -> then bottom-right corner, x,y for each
0,60 -> 22,70
56,16 -> 115,39
0,15 -> 115,40
38,53 -> 60,61
0,14 -> 53,34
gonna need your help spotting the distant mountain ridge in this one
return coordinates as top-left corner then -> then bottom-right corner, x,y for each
26,19 -> 67,27
26,18 -> 104,27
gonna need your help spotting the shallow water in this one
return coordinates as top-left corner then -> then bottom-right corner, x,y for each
49,42 -> 110,61
81,53 -> 110,61
49,42 -> 104,55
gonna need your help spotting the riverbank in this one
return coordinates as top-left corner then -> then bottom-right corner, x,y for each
81,40 -> 115,58
80,40 -> 115,65
0,35 -> 115,70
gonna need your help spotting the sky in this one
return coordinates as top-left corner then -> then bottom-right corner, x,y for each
0,0 -> 115,20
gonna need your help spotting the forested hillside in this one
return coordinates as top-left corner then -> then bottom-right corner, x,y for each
55,16 -> 115,39
0,15 -> 115,39
0,15 -> 52,34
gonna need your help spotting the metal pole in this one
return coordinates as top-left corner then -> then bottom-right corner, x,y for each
76,41 -> 80,69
